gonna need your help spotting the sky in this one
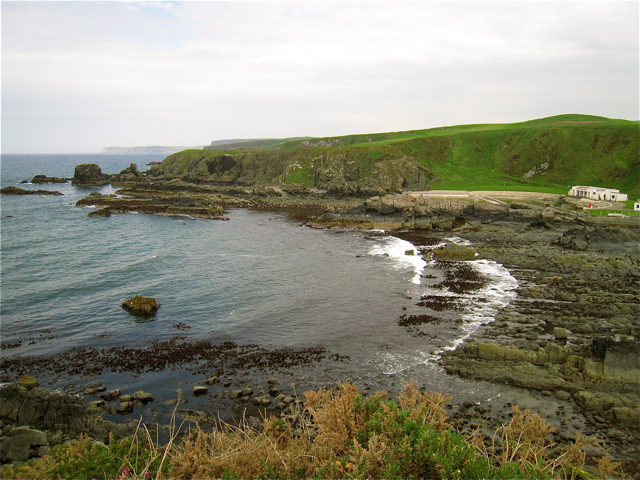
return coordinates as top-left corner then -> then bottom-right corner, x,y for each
1,1 -> 638,153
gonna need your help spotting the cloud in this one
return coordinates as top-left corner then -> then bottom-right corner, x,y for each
1,1 -> 638,152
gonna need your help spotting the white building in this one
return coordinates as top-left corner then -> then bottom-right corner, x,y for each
568,185 -> 628,202
634,200 -> 640,211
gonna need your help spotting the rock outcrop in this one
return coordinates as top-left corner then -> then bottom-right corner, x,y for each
72,163 -> 110,186
0,383 -> 130,463
121,295 -> 159,316
0,186 -> 62,196
443,336 -> 640,425
146,148 -> 433,196
110,163 -> 143,185
29,175 -> 69,184
76,191 -> 227,220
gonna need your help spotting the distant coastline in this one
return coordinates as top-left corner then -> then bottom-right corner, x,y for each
100,146 -> 201,154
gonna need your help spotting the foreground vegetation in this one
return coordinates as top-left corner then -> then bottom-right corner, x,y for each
2,382 -> 620,479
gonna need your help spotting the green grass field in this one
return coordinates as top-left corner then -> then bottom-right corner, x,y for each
588,209 -> 640,217
280,114 -> 639,197
159,114 -> 639,198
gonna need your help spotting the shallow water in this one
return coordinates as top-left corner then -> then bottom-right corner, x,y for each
1,154 -> 523,421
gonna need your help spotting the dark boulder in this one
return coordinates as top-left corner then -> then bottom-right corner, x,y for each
88,208 -> 112,218
72,164 -> 110,186
121,295 -> 159,316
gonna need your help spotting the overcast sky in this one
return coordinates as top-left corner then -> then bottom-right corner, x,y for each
1,1 -> 638,153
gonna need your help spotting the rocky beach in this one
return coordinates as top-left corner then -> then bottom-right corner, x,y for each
2,158 -> 638,474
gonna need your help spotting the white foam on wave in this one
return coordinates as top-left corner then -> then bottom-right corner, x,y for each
369,237 -> 426,284
445,236 -> 472,246
375,239 -> 518,375
437,259 -> 518,354
124,254 -> 160,269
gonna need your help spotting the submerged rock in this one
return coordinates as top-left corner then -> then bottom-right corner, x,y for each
229,389 -> 243,399
84,383 -> 106,395
133,390 -> 154,403
121,295 -> 159,316
101,389 -> 122,401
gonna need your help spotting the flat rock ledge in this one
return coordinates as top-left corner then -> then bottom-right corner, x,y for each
441,336 -> 640,425
28,175 -> 70,184
0,186 -> 63,196
0,383 -> 130,465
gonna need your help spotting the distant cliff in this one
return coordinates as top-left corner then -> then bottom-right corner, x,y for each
101,146 -> 201,154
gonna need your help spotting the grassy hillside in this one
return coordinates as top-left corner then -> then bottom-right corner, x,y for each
150,115 -> 639,198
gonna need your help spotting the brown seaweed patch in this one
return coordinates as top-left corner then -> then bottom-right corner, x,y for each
399,314 -> 442,327
394,231 -> 443,247
417,295 -> 464,311
0,337 -> 328,379
435,263 -> 487,294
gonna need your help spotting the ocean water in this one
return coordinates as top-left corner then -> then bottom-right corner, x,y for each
1,154 -> 520,420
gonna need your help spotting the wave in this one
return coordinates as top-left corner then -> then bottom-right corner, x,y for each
368,237 -> 426,285
438,259 -> 518,354
374,236 -> 518,375
124,254 -> 160,269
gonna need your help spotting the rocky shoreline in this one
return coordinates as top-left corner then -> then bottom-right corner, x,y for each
3,161 -> 639,473
0,381 -> 132,464
430,221 -> 640,474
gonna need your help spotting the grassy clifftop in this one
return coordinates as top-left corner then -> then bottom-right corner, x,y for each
149,115 -> 639,198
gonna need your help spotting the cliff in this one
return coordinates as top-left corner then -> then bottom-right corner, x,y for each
144,114 -> 639,198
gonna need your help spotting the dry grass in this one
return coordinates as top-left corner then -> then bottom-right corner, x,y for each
397,380 -> 451,430
169,381 -> 456,479
305,382 -> 361,454
467,405 -> 612,479
3,382 -> 609,479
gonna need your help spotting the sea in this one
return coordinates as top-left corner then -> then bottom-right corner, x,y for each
1,153 -> 522,422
